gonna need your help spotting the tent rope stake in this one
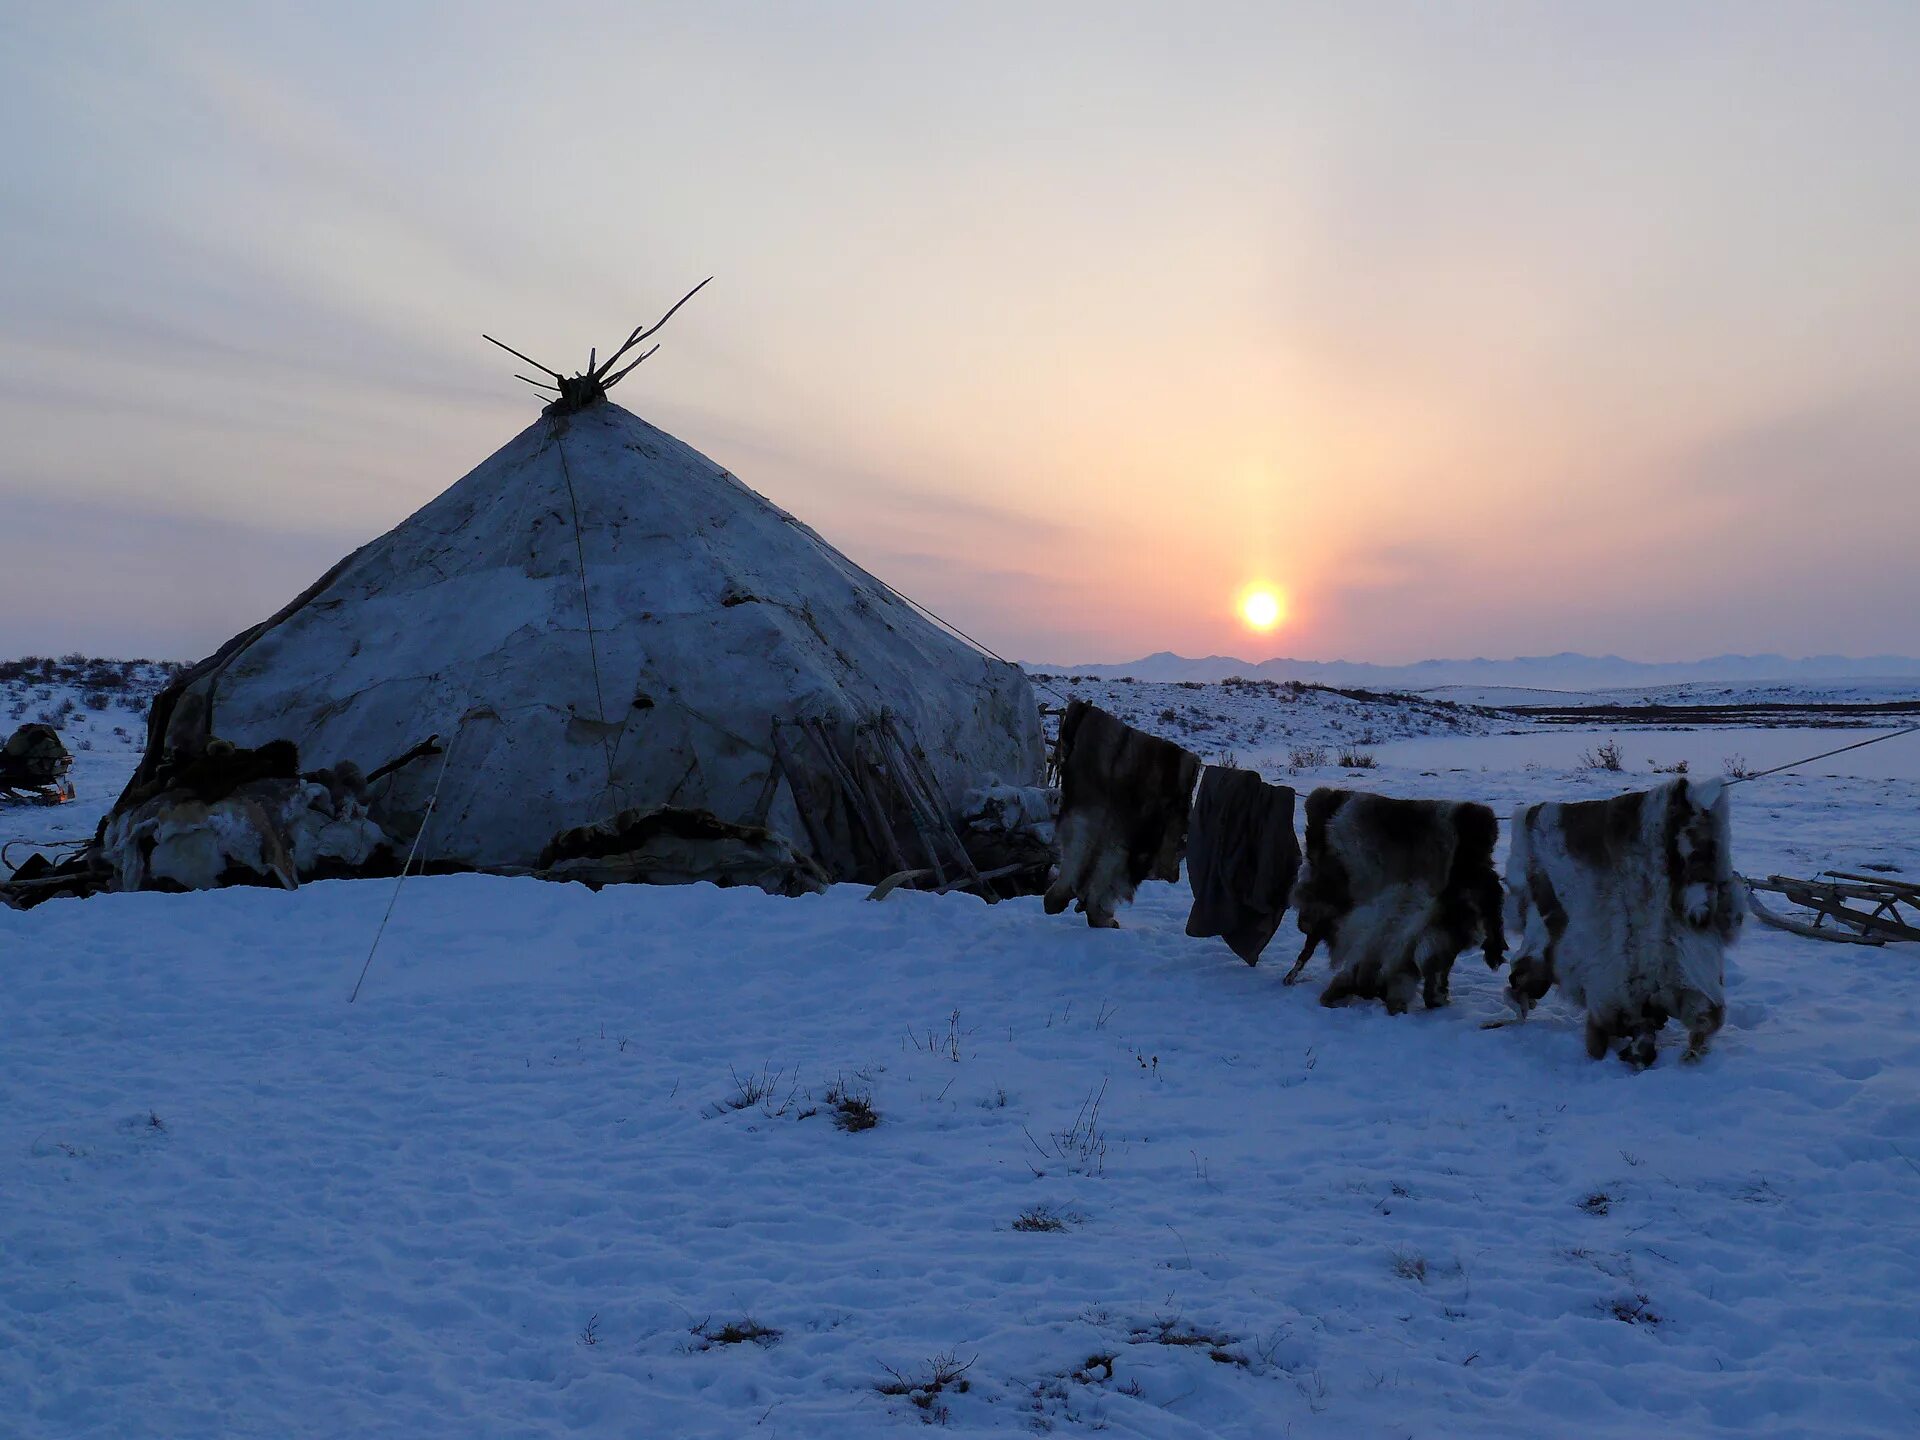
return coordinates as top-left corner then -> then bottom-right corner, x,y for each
348,733 -> 459,1003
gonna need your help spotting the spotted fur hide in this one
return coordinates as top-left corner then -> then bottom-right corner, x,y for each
101,778 -> 394,893
1505,778 -> 1741,1067
1043,701 -> 1200,928
1292,788 -> 1506,1012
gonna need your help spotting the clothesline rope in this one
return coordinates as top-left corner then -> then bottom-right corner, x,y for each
840,558 -> 1071,705
1723,722 -> 1920,787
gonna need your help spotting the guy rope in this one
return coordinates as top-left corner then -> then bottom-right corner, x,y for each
1723,721 -> 1920,787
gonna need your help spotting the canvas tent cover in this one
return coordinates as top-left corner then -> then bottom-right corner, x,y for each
129,401 -> 1044,880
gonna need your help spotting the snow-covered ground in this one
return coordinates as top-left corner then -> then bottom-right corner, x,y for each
1423,679 -> 1920,710
1029,673 -> 1501,768
1,658 -> 178,855
1029,674 -> 1920,786
1374,727 -> 1920,784
1036,651 -> 1920,691
7,669 -> 1920,1437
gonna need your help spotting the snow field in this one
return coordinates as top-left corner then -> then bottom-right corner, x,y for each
7,668 -> 1920,1436
1034,674 -> 1499,766
7,753 -> 1920,1438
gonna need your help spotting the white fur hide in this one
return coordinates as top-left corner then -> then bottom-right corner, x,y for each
1506,777 -> 1741,1043
962,780 -> 1059,843
102,780 -> 389,893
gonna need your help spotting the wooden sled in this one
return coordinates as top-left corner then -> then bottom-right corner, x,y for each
1742,872 -> 1920,947
0,779 -> 75,807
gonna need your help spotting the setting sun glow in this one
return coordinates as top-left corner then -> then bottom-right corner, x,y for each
1238,585 -> 1285,633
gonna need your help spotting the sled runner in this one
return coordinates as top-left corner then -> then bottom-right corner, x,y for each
1743,871 -> 1920,946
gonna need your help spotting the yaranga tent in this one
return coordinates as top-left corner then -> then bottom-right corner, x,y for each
116,314 -> 1045,893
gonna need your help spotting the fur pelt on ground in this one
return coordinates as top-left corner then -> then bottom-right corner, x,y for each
961,781 -> 1058,845
1291,788 -> 1506,1012
537,806 -> 829,896
957,781 -> 1060,898
1043,701 -> 1200,928
98,739 -> 393,893
1184,766 -> 1300,965
1505,777 -> 1741,1067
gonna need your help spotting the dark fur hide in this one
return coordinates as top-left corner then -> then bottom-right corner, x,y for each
1184,766 -> 1300,965
1044,701 -> 1200,927
1505,778 -> 1740,1067
540,805 -> 829,897
110,737 -> 302,820
1292,788 -> 1506,1012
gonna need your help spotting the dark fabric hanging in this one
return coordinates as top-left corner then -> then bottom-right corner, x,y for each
1184,766 -> 1300,965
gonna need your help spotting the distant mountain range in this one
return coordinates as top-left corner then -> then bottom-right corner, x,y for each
1027,651 -> 1920,692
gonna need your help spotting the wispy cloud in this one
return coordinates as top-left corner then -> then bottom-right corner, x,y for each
1,5 -> 1916,661
0,491 -> 361,656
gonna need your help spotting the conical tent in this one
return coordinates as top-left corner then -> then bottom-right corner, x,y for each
128,400 -> 1046,882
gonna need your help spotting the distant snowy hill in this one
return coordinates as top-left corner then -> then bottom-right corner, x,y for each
1033,650 -> 1920,692
1024,672 -> 1500,770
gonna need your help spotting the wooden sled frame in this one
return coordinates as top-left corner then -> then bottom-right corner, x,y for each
1742,871 -> 1920,947
0,779 -> 75,807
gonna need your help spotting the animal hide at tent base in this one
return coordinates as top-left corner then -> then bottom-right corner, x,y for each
99,742 -> 395,894
537,805 -> 828,896
951,780 -> 1058,895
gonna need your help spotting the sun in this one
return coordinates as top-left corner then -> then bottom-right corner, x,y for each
1238,585 -> 1285,633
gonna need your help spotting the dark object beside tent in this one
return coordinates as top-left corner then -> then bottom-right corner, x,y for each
0,724 -> 74,805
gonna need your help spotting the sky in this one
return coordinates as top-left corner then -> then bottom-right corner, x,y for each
1,2 -> 1916,665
